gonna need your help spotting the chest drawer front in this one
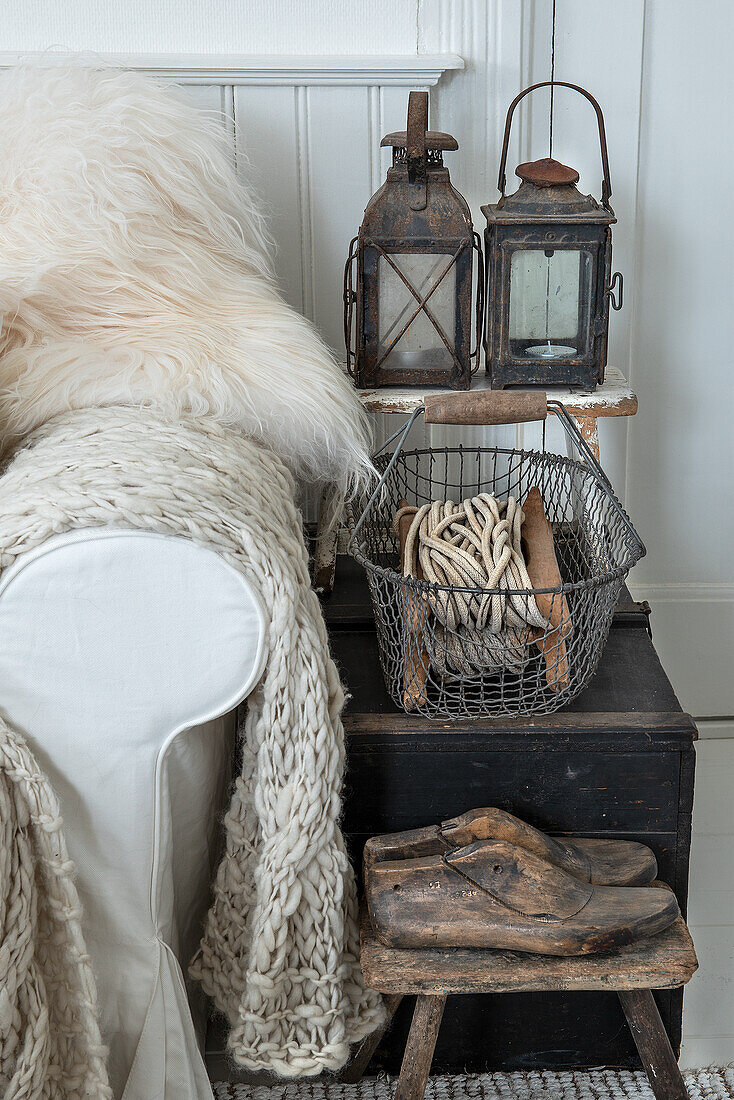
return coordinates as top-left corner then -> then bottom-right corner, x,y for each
344,744 -> 683,835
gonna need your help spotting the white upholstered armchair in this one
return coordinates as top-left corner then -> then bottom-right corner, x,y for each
0,60 -> 379,1096
0,528 -> 267,1099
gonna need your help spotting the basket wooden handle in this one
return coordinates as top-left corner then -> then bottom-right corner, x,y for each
423,390 -> 547,426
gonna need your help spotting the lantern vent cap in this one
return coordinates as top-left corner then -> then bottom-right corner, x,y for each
381,130 -> 459,151
516,157 -> 579,187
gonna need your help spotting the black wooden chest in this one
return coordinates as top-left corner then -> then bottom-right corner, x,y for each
324,556 -> 697,1074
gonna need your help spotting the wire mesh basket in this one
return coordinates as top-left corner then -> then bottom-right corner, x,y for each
347,389 -> 645,719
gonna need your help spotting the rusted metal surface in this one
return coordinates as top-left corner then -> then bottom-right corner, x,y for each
516,157 -> 580,187
483,82 -> 623,392
344,91 -> 478,390
406,90 -> 428,211
381,130 -> 458,151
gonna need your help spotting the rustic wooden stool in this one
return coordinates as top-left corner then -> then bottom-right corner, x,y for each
344,902 -> 697,1100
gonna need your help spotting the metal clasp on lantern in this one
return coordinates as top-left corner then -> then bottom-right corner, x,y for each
606,269 -> 624,311
344,235 -> 359,377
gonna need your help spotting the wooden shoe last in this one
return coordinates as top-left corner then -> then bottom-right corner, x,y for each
365,839 -> 679,956
364,806 -> 657,887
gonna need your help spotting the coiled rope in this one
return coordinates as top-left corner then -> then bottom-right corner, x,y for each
395,494 -> 550,675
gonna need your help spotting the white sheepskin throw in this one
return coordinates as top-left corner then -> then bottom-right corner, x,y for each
0,406 -> 385,1087
0,60 -> 371,496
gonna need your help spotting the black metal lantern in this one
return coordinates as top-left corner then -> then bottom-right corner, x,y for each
345,91 -> 482,389
482,82 -> 623,391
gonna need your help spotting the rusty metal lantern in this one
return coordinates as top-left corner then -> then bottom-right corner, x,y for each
345,91 -> 482,389
482,82 -> 623,391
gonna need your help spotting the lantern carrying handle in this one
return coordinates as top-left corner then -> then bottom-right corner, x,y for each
498,81 -> 613,209
406,90 -> 429,211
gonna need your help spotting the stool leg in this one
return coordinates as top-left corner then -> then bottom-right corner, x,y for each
313,485 -> 340,595
618,989 -> 688,1100
571,414 -> 600,463
394,994 -> 446,1100
338,993 -> 404,1083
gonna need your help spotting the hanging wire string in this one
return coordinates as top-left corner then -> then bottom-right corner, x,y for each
549,0 -> 557,158
544,0 -> 558,349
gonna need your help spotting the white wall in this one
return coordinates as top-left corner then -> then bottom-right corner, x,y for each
1,0 -> 420,55
3,0 -> 733,1070
628,0 -> 734,1065
627,0 -> 734,718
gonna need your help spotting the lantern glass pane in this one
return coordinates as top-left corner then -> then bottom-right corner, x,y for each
508,249 -> 591,360
378,253 -> 456,371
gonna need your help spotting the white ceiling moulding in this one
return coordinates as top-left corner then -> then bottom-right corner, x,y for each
0,53 -> 465,87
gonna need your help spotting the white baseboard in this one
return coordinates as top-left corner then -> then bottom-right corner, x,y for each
680,1034 -> 734,1070
695,719 -> 734,739
629,583 -> 734,603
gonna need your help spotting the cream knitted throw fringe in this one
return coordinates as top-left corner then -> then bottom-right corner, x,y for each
0,405 -> 385,1091
0,722 -> 112,1099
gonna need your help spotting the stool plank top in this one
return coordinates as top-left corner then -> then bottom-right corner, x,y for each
359,904 -> 697,996
353,365 -> 637,419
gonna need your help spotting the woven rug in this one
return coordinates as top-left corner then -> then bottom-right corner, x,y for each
212,1067 -> 734,1099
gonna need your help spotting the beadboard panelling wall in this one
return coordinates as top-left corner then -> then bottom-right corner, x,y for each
161,59 -> 464,349
415,0 -> 648,483
159,59 -> 468,492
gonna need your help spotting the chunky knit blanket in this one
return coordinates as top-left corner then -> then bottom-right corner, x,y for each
0,406 -> 384,1093
0,721 -> 112,1099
